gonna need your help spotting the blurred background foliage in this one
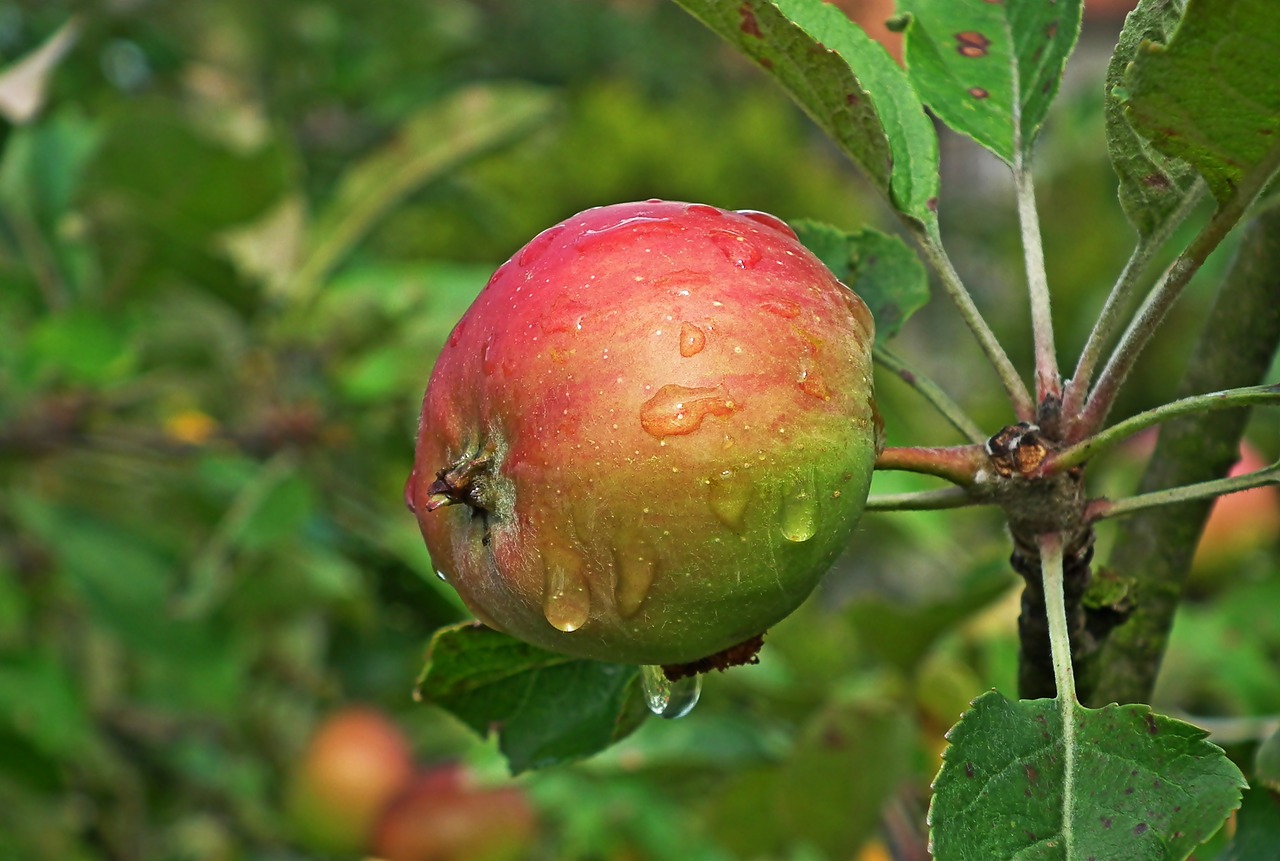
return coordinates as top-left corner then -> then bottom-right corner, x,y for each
0,0 -> 1276,859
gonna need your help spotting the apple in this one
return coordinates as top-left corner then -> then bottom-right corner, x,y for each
370,765 -> 538,861
407,200 -> 878,668
285,706 -> 415,855
1192,442 -> 1280,572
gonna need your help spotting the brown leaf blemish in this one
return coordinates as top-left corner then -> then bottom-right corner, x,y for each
968,86 -> 990,100
955,31 -> 991,58
739,3 -> 762,38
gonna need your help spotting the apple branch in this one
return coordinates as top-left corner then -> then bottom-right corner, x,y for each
1081,144 -> 1280,435
1013,157 -> 1059,404
872,345 -> 986,444
1087,458 -> 1280,522
1045,383 -> 1280,473
865,487 -> 982,512
874,444 -> 988,486
909,222 -> 1035,422
1062,186 -> 1205,425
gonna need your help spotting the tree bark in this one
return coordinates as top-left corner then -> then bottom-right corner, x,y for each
1087,206 -> 1280,706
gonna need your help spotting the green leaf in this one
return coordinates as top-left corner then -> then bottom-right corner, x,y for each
26,310 -> 134,385
1105,0 -> 1198,238
1217,788 -> 1280,861
845,560 -> 1014,674
0,111 -> 100,225
929,691 -> 1246,861
88,105 -> 291,239
774,697 -> 913,857
1125,0 -> 1280,205
0,651 -> 93,760
291,84 -> 556,304
901,0 -> 1084,165
671,0 -> 939,226
1257,723 -> 1280,793
415,623 -> 648,774
708,693 -> 912,858
792,220 -> 929,342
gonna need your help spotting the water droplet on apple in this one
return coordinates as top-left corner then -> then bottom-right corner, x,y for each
640,665 -> 702,719
710,229 -> 762,269
780,471 -> 819,542
577,216 -> 684,252
735,209 -> 797,239
640,383 -> 737,438
685,203 -> 725,219
797,359 -> 830,400
516,223 -> 566,267
678,322 -> 706,357
447,318 -> 466,348
435,569 -> 449,583
542,547 -> 590,632
761,298 -> 801,319
612,534 -> 656,618
481,335 -> 501,377
708,468 -> 752,531
403,469 -> 418,512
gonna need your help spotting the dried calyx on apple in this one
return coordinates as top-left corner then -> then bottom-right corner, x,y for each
407,200 -> 879,674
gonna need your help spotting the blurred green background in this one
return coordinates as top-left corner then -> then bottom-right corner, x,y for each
1,1 -> 1276,859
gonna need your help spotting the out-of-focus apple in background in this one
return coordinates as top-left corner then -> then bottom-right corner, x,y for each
1191,443 -> 1280,575
286,707 -> 416,855
371,765 -> 539,861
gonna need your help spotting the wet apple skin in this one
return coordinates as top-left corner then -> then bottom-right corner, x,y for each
411,200 -> 878,666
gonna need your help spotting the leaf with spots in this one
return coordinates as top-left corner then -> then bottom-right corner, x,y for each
792,220 -> 929,343
670,0 -> 939,227
929,690 -> 1245,860
899,0 -> 1084,166
415,623 -> 647,774
1105,0 -> 1198,238
1123,0 -> 1280,206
